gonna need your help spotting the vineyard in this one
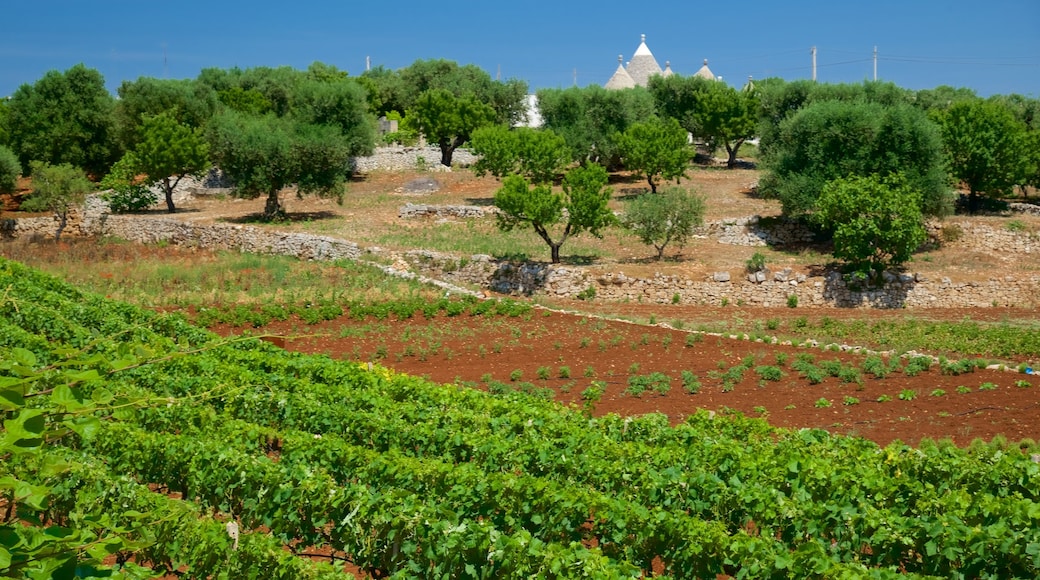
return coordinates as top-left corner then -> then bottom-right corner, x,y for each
3,256 -> 1040,578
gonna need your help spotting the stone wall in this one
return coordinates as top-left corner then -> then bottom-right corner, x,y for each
350,146 -> 478,173
399,250 -> 1040,309
4,203 -> 1038,310
398,203 -> 497,219
928,220 -> 1038,255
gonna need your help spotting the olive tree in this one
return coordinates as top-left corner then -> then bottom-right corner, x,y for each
816,173 -> 926,282
207,112 -> 354,220
20,161 -> 94,240
760,100 -> 951,219
494,164 -> 615,264
621,185 -> 705,260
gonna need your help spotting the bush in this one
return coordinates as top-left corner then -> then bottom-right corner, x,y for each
680,370 -> 701,394
745,252 -> 767,273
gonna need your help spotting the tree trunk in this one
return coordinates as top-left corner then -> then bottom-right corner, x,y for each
647,174 -> 657,194
439,141 -> 454,167
726,140 -> 743,169
54,211 -> 68,241
550,243 -> 561,264
263,190 -> 283,221
163,177 -> 176,213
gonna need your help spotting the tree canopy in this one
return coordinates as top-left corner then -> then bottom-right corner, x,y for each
536,86 -> 656,168
206,112 -> 355,220
470,125 -> 570,184
6,64 -> 117,177
134,112 -> 211,213
113,77 -> 219,150
408,89 -> 496,167
937,98 -> 1031,210
648,75 -> 759,168
494,164 -> 615,264
0,145 -> 19,194
621,185 -> 705,260
616,117 -> 690,193
760,100 -> 951,219
20,161 -> 94,240
816,173 -> 927,282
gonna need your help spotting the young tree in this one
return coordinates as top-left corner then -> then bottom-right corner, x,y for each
207,112 -> 353,220
615,117 -> 690,193
816,173 -> 927,282
20,161 -> 94,240
135,112 -> 210,213
6,64 -> 118,176
760,100 -> 951,218
621,185 -> 705,260
408,89 -> 495,166
494,164 -> 615,264
938,98 -> 1031,211
470,125 -> 570,184
99,151 -> 155,213
0,145 -> 19,194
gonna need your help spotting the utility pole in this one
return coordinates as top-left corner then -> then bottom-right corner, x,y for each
497,64 -> 501,81
873,46 -> 878,81
573,68 -> 577,87
366,55 -> 371,71
811,46 -> 817,81
162,43 -> 168,79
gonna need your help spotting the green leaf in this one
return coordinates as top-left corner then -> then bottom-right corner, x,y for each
0,386 -> 25,411
67,416 -> 101,440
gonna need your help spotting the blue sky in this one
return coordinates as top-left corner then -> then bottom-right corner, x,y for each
2,1 -> 1038,98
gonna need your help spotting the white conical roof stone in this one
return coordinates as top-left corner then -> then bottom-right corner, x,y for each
626,33 -> 662,87
605,55 -> 637,90
694,59 -> 716,81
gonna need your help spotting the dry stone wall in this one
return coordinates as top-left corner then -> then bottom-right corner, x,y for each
350,146 -> 478,173
4,200 -> 1038,310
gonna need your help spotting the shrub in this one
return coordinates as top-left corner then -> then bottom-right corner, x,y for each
814,398 -> 832,408
0,145 -> 21,195
680,370 -> 701,394
536,366 -> 551,380
509,369 -> 523,382
745,251 -> 767,273
786,294 -> 799,308
755,365 -> 784,382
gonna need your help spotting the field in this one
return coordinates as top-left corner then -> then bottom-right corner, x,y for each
3,162 -> 1040,577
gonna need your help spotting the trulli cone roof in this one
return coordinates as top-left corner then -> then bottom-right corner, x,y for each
694,59 -> 716,81
605,55 -> 636,90
626,34 -> 662,87
662,61 -> 674,78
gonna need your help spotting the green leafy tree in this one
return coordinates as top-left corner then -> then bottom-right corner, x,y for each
113,77 -> 218,150
197,66 -> 300,117
648,75 -> 759,168
938,98 -> 1031,210
536,85 -> 656,168
207,112 -> 353,220
816,173 -> 927,281
494,164 -> 615,264
99,151 -> 154,213
470,125 -> 570,183
0,145 -> 19,194
398,59 -> 528,126
6,64 -> 118,176
616,117 -> 690,193
134,112 -> 210,213
621,185 -> 705,260
409,89 -> 495,166
290,78 -> 376,157
760,100 -> 951,218
357,65 -> 410,118
20,161 -> 94,240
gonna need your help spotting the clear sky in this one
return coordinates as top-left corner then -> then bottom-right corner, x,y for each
2,0 -> 1038,98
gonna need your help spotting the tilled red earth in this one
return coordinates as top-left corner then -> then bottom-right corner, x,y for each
211,308 -> 1040,449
